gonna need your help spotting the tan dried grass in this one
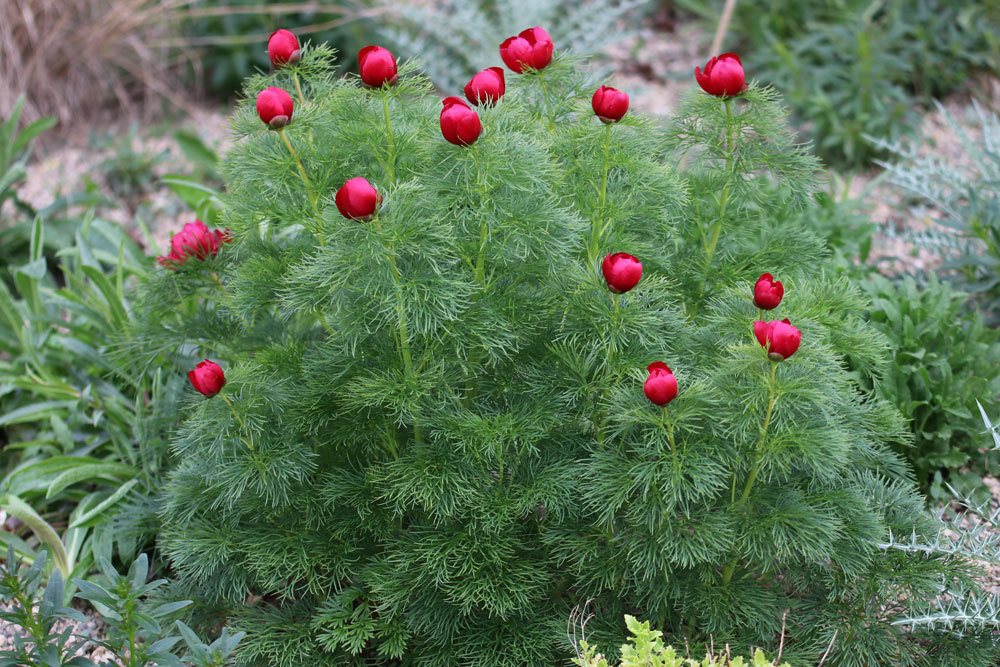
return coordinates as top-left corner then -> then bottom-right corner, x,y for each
0,0 -> 196,128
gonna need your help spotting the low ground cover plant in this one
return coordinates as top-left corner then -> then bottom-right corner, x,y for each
123,28 -> 999,666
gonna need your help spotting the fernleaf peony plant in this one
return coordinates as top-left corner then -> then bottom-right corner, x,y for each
130,31 -> 997,667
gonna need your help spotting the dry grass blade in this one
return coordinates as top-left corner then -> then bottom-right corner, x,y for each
0,0 -> 196,128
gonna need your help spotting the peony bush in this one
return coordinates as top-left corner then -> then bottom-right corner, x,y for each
129,29 -> 996,667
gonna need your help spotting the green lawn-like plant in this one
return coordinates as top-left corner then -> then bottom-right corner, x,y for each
129,40 -> 995,666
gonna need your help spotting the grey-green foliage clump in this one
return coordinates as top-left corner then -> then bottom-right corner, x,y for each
131,42 -> 996,666
375,0 -> 652,92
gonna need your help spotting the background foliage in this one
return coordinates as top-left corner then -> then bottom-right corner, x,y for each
675,0 -> 1000,167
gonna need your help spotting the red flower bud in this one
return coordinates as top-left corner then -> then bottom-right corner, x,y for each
267,29 -> 300,67
753,318 -> 801,361
188,360 -> 226,397
644,361 -> 678,407
440,96 -> 482,146
499,26 -> 554,73
256,86 -> 294,129
753,273 -> 784,310
358,45 -> 398,88
592,85 -> 629,123
601,252 -> 642,293
157,220 -> 231,268
695,53 -> 746,97
335,177 -> 381,221
464,67 -> 506,106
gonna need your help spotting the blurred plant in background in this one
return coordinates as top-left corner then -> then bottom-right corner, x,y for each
175,0 -> 375,97
374,0 -> 654,93
675,0 -> 1000,167
872,103 -> 1000,322
857,274 -> 1000,501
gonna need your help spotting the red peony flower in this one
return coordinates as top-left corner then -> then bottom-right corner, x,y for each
592,85 -> 630,123
499,26 -> 554,73
753,318 -> 802,361
464,67 -> 506,106
188,360 -> 226,397
158,220 -> 231,268
644,361 -> 678,407
601,252 -> 643,293
335,177 -> 381,221
358,45 -> 398,88
256,86 -> 294,129
439,96 -> 482,146
267,29 -> 301,67
695,53 -> 746,97
753,273 -> 784,310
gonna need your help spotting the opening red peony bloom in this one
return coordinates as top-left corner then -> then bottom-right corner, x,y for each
335,177 -> 381,221
188,360 -> 226,397
267,29 -> 301,67
439,97 -> 482,146
464,67 -> 506,106
592,85 -> 630,123
644,361 -> 679,407
601,252 -> 643,293
256,86 -> 294,129
753,273 -> 784,310
753,318 -> 802,361
358,45 -> 398,88
499,26 -> 554,74
695,53 -> 746,97
157,220 -> 231,268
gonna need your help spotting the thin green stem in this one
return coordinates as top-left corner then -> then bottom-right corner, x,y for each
221,393 -> 255,453
382,91 -> 397,184
588,122 -> 613,265
277,128 -> 322,241
374,218 -> 423,446
536,70 -> 556,131
292,72 -> 305,107
595,292 -> 621,446
722,361 -> 778,586
703,98 -> 735,271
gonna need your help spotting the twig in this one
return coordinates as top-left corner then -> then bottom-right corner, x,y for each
710,0 -> 739,56
775,609 -> 788,664
817,629 -> 838,667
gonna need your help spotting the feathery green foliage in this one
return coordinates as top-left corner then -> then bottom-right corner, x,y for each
132,43 -> 992,665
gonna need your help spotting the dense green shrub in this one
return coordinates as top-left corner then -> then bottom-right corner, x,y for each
131,41 -> 992,666
677,0 -> 1000,167
857,274 -> 1000,500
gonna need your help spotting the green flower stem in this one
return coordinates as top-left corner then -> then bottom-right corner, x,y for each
595,292 -> 621,446
588,122 -> 613,266
292,72 -> 306,107
382,90 -> 397,184
722,360 -> 778,586
277,127 -> 322,239
221,393 -> 255,453
536,70 -> 556,131
373,218 -> 423,446
702,97 -> 735,271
